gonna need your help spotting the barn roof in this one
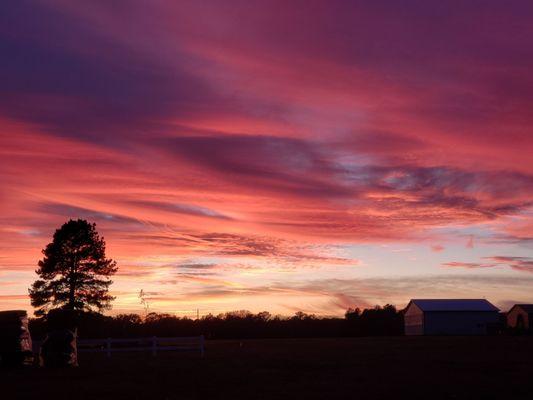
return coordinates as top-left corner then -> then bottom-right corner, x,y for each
511,304 -> 533,313
408,299 -> 499,312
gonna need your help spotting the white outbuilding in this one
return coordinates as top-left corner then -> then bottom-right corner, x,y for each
404,299 -> 500,335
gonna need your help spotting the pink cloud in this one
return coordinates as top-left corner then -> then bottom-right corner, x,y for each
486,256 -> 533,274
442,261 -> 496,270
2,1 -> 533,314
431,245 -> 445,253
443,256 -> 533,274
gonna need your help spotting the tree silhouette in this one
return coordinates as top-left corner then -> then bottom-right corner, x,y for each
29,219 -> 117,316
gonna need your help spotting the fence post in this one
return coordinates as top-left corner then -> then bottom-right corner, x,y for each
106,338 -> 111,358
152,336 -> 157,357
199,335 -> 205,357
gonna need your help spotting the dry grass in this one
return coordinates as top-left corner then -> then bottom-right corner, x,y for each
2,336 -> 532,399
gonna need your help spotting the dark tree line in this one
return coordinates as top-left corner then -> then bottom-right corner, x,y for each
344,305 -> 403,336
29,305 -> 404,340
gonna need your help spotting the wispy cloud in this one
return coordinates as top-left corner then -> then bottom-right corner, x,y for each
443,256 -> 533,274
442,261 -> 496,270
486,256 -> 533,273
2,1 -> 533,314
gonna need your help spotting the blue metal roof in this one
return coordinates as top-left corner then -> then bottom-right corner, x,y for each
409,299 -> 499,312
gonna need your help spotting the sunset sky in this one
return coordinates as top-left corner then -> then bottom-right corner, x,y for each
1,1 -> 533,317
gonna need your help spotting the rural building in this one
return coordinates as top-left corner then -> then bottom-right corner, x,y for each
404,299 -> 499,335
506,304 -> 533,331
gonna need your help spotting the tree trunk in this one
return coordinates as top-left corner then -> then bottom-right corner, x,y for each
68,255 -> 78,311
68,284 -> 75,311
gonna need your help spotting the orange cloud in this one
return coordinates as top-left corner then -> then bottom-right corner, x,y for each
2,2 -> 533,315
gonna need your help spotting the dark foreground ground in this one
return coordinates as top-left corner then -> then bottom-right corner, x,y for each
1,336 -> 532,400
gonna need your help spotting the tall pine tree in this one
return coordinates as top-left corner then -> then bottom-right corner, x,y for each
29,219 -> 117,316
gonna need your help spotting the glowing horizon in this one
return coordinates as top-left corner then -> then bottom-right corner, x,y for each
1,1 -> 533,317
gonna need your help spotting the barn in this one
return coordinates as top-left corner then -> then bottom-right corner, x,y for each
404,299 -> 500,335
506,304 -> 533,331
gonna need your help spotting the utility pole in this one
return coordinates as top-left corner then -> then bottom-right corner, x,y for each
197,308 -> 199,320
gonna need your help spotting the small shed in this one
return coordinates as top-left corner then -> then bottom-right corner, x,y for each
0,310 -> 33,366
506,304 -> 533,331
404,299 -> 499,335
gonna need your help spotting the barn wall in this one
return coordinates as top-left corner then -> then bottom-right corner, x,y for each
507,308 -> 530,329
404,304 -> 424,335
424,312 -> 499,335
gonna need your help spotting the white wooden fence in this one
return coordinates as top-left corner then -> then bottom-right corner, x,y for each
78,336 -> 205,357
35,335 -> 205,357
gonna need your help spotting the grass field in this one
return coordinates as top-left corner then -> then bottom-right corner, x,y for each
1,336 -> 532,399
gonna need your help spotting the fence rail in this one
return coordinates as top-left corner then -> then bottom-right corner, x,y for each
34,335 -> 205,357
